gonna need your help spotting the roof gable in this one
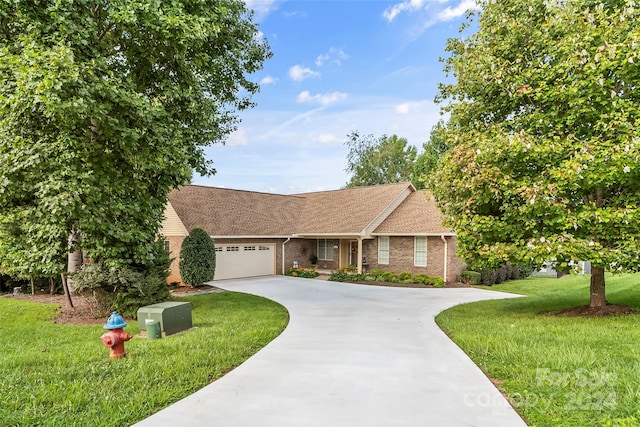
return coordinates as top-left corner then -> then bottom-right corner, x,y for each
293,183 -> 413,235
373,190 -> 453,235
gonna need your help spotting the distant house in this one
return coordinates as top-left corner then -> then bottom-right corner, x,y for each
161,182 -> 464,283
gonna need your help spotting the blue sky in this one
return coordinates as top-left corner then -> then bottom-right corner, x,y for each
192,0 -> 477,194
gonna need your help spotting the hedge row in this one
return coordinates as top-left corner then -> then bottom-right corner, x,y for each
461,264 -> 535,286
285,267 -> 319,279
328,269 -> 445,287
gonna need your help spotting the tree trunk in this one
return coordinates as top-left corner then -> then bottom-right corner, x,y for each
30,278 -> 35,296
61,273 -> 74,309
49,277 -> 55,295
589,266 -> 607,308
66,227 -> 83,292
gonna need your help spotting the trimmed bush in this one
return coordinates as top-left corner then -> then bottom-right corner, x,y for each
179,227 -> 216,286
285,267 -> 319,279
460,271 -> 481,285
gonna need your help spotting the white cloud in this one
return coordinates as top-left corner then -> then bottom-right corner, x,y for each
383,0 -> 428,22
383,0 -> 475,24
315,53 -> 330,67
260,75 -> 278,85
227,127 -> 248,146
312,133 -> 341,145
437,0 -> 478,21
243,0 -> 280,20
395,100 -> 432,115
297,90 -> 348,106
315,47 -> 349,67
288,65 -> 320,81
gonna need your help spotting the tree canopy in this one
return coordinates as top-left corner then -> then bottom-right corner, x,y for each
344,131 -> 417,188
413,121 -> 452,190
431,0 -> 640,307
0,1 -> 270,278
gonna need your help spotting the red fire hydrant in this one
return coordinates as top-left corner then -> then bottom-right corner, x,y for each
100,312 -> 132,358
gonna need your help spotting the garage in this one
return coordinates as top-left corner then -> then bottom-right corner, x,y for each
213,244 -> 276,280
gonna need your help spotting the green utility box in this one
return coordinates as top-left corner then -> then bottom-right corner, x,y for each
137,302 -> 192,336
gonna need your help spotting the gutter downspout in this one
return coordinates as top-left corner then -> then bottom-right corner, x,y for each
282,238 -> 291,275
441,235 -> 448,284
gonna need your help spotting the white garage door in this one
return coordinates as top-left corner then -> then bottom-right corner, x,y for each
214,244 -> 276,280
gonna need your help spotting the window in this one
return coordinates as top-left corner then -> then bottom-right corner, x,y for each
318,239 -> 334,261
215,247 -> 222,252
243,246 -> 256,251
163,240 -> 170,252
414,237 -> 427,267
226,246 -> 239,252
259,246 -> 270,251
378,236 -> 389,265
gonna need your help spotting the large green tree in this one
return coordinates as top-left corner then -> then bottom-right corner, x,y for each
344,131 -> 417,188
413,121 -> 452,189
0,1 -> 269,284
431,0 -> 640,308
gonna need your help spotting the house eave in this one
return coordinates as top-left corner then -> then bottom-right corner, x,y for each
371,232 -> 457,237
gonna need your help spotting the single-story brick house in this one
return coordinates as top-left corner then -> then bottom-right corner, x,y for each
161,182 -> 464,283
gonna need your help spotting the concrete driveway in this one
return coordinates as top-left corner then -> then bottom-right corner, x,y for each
135,276 -> 527,427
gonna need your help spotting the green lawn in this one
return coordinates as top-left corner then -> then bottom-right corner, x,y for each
0,291 -> 288,426
436,273 -> 640,427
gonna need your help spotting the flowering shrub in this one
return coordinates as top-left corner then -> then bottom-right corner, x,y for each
285,267 -> 319,279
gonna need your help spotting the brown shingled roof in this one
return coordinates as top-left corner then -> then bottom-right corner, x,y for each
168,185 -> 304,236
167,183 -> 453,237
294,182 -> 411,234
374,190 -> 453,235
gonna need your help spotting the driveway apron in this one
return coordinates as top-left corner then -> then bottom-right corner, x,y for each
134,276 -> 527,427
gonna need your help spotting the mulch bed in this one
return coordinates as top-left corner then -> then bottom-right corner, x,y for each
2,285 -> 221,326
550,304 -> 636,317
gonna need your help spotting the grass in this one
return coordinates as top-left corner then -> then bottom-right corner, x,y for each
0,291 -> 288,426
436,273 -> 640,427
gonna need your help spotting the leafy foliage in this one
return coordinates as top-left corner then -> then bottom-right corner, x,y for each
328,268 -> 444,287
179,228 -> 216,287
285,267 -> 319,279
0,0 -> 270,277
431,1 -> 640,305
460,271 -> 482,286
413,121 -> 453,189
71,240 -> 171,318
344,132 -> 417,188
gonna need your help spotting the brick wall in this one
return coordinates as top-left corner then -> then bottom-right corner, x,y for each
365,235 -> 464,283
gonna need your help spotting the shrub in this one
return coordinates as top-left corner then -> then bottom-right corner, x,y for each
460,271 -> 481,285
285,267 -> 319,279
309,254 -> 318,265
71,241 -> 170,318
411,273 -> 429,285
398,271 -> 413,281
179,227 -> 216,286
381,271 -> 398,283
495,266 -> 508,284
517,263 -> 535,279
428,277 -> 446,288
369,269 -> 385,280
345,264 -> 357,272
328,270 -> 350,282
480,269 -> 498,286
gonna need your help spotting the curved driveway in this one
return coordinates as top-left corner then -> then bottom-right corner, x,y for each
135,276 -> 527,427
